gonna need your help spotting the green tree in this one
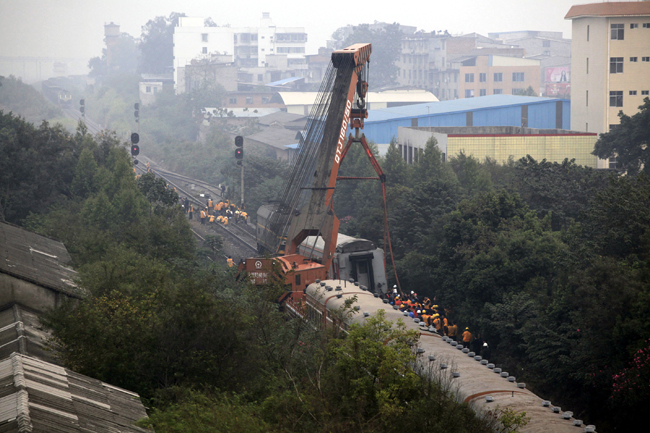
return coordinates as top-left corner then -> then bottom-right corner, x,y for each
332,23 -> 402,89
89,33 -> 139,78
593,97 -> 650,176
139,12 -> 186,74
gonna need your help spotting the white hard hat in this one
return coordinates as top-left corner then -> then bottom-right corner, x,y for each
393,285 -> 397,288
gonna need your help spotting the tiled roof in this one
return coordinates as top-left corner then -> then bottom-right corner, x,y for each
0,305 -> 56,364
0,222 -> 83,298
0,353 -> 149,432
565,1 -> 650,19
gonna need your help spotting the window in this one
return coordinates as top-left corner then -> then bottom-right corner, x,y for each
512,72 -> 525,82
611,24 -> 624,40
610,91 -> 623,107
465,73 -> 474,83
202,47 -> 208,54
229,97 -> 237,104
630,90 -> 637,96
146,86 -> 151,93
479,89 -> 487,96
512,88 -> 525,95
202,33 -> 208,42
465,89 -> 475,98
631,23 -> 638,29
258,74 -> 263,81
609,124 -> 619,131
644,23 -> 650,28
479,73 -> 486,82
543,40 -> 551,47
587,25 -> 590,41
610,57 -> 624,73
245,97 -> 253,104
643,57 -> 650,62
454,89 -> 458,98
493,89 -> 503,95
630,57 -> 638,62
643,91 -> 649,96
262,97 -> 270,104
608,156 -> 617,170
494,72 -> 503,82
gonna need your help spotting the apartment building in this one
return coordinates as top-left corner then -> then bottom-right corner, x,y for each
173,13 -> 307,93
566,1 -> 650,168
457,55 -> 540,98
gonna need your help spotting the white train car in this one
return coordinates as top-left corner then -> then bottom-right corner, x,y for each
297,234 -> 387,294
296,279 -> 598,433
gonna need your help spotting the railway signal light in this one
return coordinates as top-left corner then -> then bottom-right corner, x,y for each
235,135 -> 243,161
131,132 -> 139,144
134,103 -> 140,123
79,99 -> 85,114
131,144 -> 140,157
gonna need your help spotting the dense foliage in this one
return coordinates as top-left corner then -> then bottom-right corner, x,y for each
334,135 -> 649,432
331,23 -> 402,89
593,97 -> 650,176
2,112 -> 504,432
0,76 -> 63,123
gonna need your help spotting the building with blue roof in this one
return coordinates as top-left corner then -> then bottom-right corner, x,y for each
362,95 -> 570,146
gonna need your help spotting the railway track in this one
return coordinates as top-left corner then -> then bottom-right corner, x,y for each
61,108 -> 258,256
135,163 -> 258,253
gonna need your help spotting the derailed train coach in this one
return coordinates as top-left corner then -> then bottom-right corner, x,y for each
293,279 -> 597,433
256,204 -> 388,294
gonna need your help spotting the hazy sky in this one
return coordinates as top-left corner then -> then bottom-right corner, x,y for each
0,0 -> 599,60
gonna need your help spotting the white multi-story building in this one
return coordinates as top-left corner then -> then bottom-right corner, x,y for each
173,13 -> 307,93
566,1 -> 650,168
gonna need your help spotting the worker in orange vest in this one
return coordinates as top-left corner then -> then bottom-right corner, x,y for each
462,327 -> 472,344
200,208 -> 206,224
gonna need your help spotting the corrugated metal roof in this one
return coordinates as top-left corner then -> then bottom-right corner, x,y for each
265,76 -> 304,87
0,353 -> 149,432
246,128 -> 301,149
565,1 -> 650,19
0,222 -> 83,298
366,95 -> 566,123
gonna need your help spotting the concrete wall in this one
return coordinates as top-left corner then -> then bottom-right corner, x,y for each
459,56 -> 541,97
0,273 -> 76,313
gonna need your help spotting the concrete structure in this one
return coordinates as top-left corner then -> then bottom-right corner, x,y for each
396,32 -> 526,101
243,127 -> 300,160
489,31 -> 572,97
173,13 -> 307,93
458,55 -> 541,98
0,222 -> 84,313
397,126 -> 597,167
0,222 -> 150,431
566,1 -> 650,168
278,90 -> 438,115
184,60 -> 238,93
362,95 -> 570,148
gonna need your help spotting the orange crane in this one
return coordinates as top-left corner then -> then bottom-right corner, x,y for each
239,43 -> 401,301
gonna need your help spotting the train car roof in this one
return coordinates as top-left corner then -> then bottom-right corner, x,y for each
305,279 -> 586,433
301,234 -> 376,254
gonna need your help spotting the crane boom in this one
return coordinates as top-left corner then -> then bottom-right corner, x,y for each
240,43 -> 374,301
285,44 -> 372,274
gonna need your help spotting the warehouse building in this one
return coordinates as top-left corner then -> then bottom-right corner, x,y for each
397,126 -> 598,168
362,95 -> 571,151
